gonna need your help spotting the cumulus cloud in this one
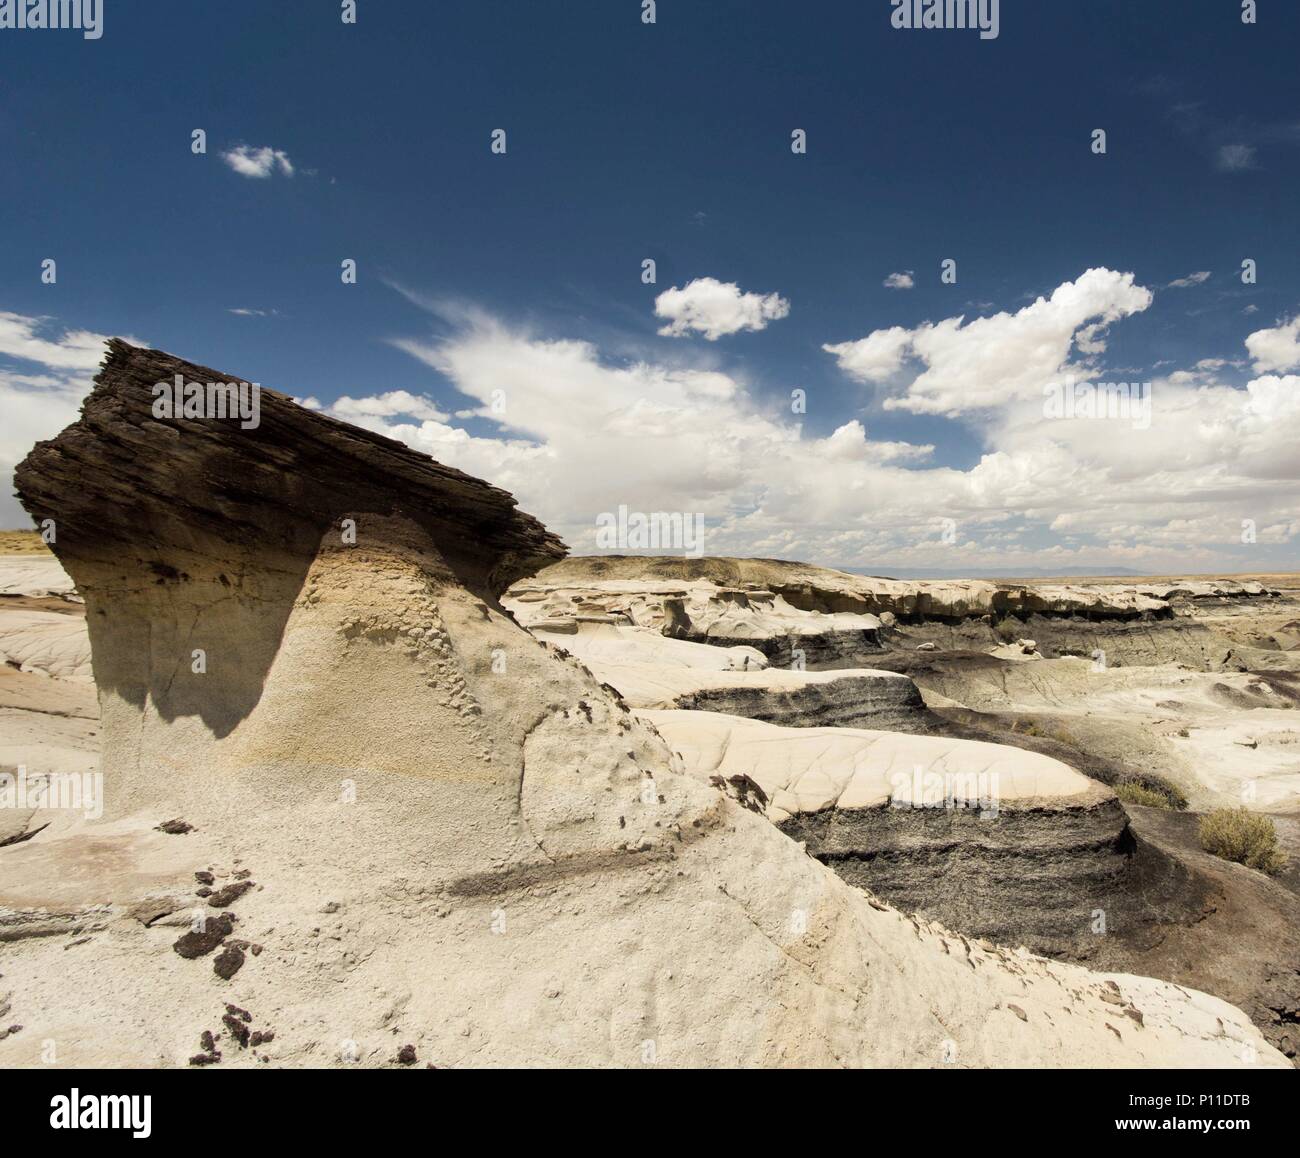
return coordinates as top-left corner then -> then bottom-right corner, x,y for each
821,326 -> 913,383
11,283 -> 1299,575
221,145 -> 295,179
883,271 -> 915,290
1245,314 -> 1300,373
654,277 -> 790,340
824,268 -> 1154,415
357,282 -> 1300,571
1166,271 -> 1211,288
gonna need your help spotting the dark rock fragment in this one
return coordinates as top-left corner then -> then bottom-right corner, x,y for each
172,914 -> 235,959
213,944 -> 246,980
207,880 -> 254,908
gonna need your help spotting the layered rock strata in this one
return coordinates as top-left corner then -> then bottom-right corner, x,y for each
1,341 -> 1283,1069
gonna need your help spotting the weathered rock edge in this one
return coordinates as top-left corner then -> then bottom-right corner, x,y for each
15,339 -> 565,601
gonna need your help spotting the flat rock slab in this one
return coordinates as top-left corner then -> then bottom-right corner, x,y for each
0,818 -> 207,914
641,708 -> 1104,820
0,609 -> 93,680
0,556 -> 76,598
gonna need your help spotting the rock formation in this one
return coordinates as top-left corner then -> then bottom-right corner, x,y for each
531,619 -> 928,730
644,709 -> 1207,956
508,579 -> 887,666
520,555 -> 1189,622
1,341 -> 1285,1069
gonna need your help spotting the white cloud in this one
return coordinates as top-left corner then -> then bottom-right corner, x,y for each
1166,271 -> 1211,288
654,277 -> 789,340
1245,314 -> 1300,373
883,271 -> 915,290
327,390 -> 449,424
0,314 -> 147,527
824,268 -> 1154,415
10,288 -> 1299,575
366,289 -> 1299,571
1216,144 -> 1257,172
821,326 -> 913,383
221,145 -> 295,179
0,311 -> 118,371
228,307 -> 278,318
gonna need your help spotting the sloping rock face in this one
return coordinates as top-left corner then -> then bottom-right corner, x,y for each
643,710 -> 1206,957
3,342 -> 1285,1069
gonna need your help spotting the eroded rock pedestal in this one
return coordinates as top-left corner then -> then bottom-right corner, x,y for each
1,341 -> 1285,1069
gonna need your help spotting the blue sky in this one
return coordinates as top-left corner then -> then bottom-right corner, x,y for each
2,0 -> 1299,574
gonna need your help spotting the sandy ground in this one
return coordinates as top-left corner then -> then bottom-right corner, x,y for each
0,530 -> 48,555
2,548 -> 1297,1065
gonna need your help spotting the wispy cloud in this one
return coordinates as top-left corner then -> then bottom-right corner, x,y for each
1216,143 -> 1257,172
883,271 -> 915,290
1162,93 -> 1300,173
1166,271 -> 1211,288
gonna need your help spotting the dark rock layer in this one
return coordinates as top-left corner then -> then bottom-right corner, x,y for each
777,799 -> 1210,958
14,341 -> 566,735
17,340 -> 565,600
672,673 -> 930,732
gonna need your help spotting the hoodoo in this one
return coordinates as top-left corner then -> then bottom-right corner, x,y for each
1,341 -> 1285,1069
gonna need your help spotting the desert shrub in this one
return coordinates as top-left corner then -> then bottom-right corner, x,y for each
1198,808 -> 1288,874
992,618 -> 1019,642
1116,782 -> 1173,809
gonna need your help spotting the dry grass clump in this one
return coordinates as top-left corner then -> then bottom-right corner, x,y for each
1198,807 -> 1288,874
1116,782 -> 1175,809
992,618 -> 1020,642
0,529 -> 49,555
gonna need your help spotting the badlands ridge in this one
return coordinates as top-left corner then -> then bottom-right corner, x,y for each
0,341 -> 1295,1068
